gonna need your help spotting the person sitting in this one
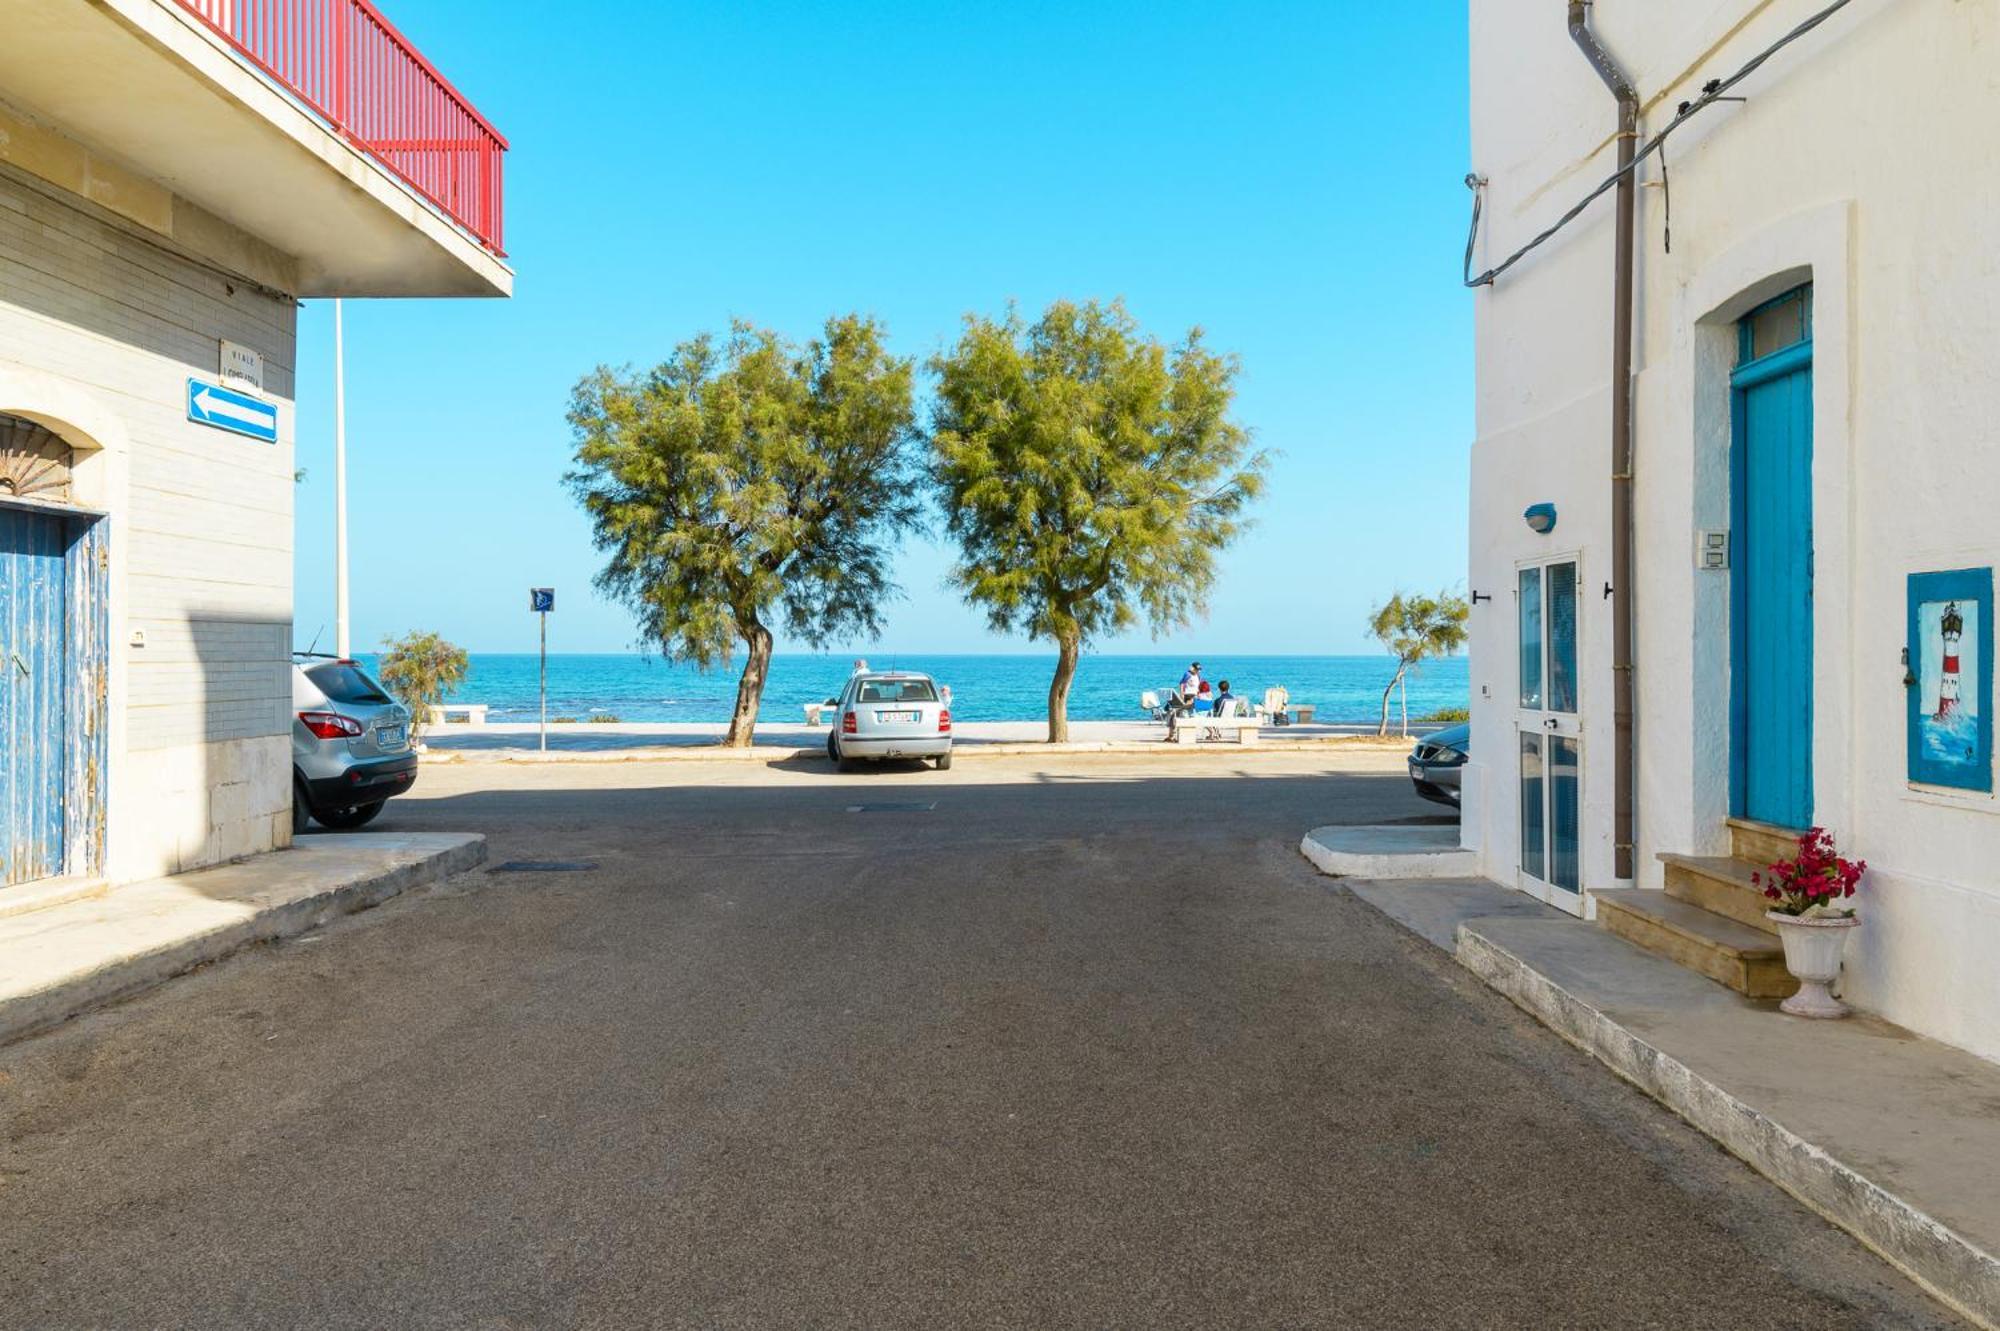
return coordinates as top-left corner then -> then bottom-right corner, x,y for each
1164,661 -> 1203,739
1203,680 -> 1238,739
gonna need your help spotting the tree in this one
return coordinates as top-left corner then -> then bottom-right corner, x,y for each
566,316 -> 921,746
930,299 -> 1267,742
1367,590 -> 1470,736
377,630 -> 469,742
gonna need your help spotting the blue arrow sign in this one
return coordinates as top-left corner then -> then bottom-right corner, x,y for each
186,379 -> 278,443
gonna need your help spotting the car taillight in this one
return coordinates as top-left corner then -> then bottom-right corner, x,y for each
842,711 -> 858,734
299,711 -> 364,739
938,708 -> 952,733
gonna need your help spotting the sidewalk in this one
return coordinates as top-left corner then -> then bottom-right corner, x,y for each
0,833 -> 486,1047
1333,873 -> 2000,1328
421,719 -> 1439,762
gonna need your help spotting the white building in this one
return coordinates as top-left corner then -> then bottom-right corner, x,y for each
0,0 -> 507,900
1464,0 -> 2000,1062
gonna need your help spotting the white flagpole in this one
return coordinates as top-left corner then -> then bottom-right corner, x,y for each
334,299 -> 350,659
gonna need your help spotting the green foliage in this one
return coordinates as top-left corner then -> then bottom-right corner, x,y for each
586,713 -> 621,724
929,299 -> 1266,737
566,315 -> 921,743
1368,590 -> 1471,735
1420,706 -> 1471,723
376,630 -> 469,740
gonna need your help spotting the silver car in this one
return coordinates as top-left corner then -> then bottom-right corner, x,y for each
826,671 -> 953,770
291,655 -> 417,831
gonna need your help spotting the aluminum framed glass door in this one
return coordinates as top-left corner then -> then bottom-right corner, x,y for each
1516,555 -> 1582,914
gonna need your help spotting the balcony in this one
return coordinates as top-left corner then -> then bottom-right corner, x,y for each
0,0 -> 510,296
173,0 -> 506,255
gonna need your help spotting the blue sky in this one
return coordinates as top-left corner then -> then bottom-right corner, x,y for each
291,2 -> 1471,657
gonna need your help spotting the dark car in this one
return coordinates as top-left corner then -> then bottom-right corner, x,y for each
1408,723 -> 1469,808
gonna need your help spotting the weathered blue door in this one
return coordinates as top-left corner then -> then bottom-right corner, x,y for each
1732,287 -> 1814,828
0,506 -> 68,886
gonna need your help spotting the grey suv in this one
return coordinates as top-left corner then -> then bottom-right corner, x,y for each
292,656 -> 416,832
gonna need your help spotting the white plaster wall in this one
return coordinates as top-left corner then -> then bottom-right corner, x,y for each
1469,0 -> 2000,1061
0,164 -> 296,883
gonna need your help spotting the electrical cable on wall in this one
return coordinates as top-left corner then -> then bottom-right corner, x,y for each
1461,0 -> 1863,288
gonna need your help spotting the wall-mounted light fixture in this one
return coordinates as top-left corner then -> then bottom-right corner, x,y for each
1523,503 -> 1558,534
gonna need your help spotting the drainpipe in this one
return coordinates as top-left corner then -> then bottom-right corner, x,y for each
1568,0 -> 1639,881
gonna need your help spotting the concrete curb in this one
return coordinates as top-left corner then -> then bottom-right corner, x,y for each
1299,825 -> 1478,878
1456,925 -> 2000,1331
423,737 -> 1416,765
0,835 -> 487,1048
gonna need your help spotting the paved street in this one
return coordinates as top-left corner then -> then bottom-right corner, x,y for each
0,752 -> 1962,1329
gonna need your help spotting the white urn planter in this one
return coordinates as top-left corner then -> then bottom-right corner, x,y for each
1767,912 -> 1859,1019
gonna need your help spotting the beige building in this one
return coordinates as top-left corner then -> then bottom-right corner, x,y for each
0,0 -> 508,901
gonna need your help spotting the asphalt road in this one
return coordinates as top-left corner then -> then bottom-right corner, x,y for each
0,751 -> 1964,1329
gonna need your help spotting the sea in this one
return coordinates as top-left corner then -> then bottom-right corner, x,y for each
354,652 -> 1471,726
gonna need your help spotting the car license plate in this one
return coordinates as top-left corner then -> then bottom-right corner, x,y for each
378,724 -> 406,748
877,710 -> 919,723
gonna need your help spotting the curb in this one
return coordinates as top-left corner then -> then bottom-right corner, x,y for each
422,736 -> 1417,765
1299,826 -> 1479,879
0,835 -> 488,1048
1456,924 -> 2000,1331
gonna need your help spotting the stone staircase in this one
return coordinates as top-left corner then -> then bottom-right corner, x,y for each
1592,818 -> 1802,1000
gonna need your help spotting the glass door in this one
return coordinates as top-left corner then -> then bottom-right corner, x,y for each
1516,556 -> 1582,914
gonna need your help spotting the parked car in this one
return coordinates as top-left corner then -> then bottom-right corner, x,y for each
1408,723 -> 1469,808
826,671 -> 953,771
292,655 -> 417,832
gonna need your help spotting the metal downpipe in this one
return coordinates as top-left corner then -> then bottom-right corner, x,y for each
1568,0 -> 1639,881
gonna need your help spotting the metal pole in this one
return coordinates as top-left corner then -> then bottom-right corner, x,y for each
333,298 -> 350,659
539,610 -> 547,752
1569,0 -> 1640,882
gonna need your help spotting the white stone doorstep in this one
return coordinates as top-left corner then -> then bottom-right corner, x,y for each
0,833 -> 487,1048
1299,824 -> 1477,879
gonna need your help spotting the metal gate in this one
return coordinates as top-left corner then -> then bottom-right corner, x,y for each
0,505 -> 70,886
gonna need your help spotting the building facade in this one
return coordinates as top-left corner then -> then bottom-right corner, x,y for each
1464,0 -> 2000,1061
0,0 -> 507,899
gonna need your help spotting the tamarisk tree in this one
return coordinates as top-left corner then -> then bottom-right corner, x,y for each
566,316 -> 920,746
929,299 -> 1266,742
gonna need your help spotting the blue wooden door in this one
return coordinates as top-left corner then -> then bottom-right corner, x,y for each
1732,288 -> 1814,828
0,507 -> 68,886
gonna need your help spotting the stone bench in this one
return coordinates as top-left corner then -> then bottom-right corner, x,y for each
427,703 -> 489,726
1170,715 -> 1262,746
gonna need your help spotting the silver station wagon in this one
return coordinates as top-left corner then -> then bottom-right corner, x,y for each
826,671 -> 953,771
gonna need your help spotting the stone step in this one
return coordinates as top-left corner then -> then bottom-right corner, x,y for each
1593,889 -> 1797,999
1728,816 -> 1806,866
1659,853 -> 1779,934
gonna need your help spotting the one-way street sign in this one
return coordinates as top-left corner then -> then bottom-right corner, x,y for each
186,379 -> 278,443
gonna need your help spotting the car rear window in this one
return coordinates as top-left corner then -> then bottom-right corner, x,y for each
306,662 -> 392,705
857,679 -> 938,703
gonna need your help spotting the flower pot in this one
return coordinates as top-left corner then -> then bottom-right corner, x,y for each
1766,911 -> 1859,1018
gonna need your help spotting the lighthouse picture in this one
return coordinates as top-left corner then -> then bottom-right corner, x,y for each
1917,594 -> 1980,770
1936,600 -> 1964,720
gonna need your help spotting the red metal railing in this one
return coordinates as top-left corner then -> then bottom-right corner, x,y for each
173,0 -> 507,255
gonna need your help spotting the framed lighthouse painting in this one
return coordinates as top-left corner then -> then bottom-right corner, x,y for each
1908,567 -> 1994,791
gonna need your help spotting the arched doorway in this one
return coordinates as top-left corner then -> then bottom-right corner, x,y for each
0,412 -> 108,888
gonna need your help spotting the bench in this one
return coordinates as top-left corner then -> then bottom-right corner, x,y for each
1169,715 -> 1262,746
427,703 -> 489,726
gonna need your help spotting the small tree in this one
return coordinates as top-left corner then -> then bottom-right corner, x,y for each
1368,590 -> 1470,736
930,299 -> 1267,742
566,315 -> 921,746
377,630 -> 469,741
